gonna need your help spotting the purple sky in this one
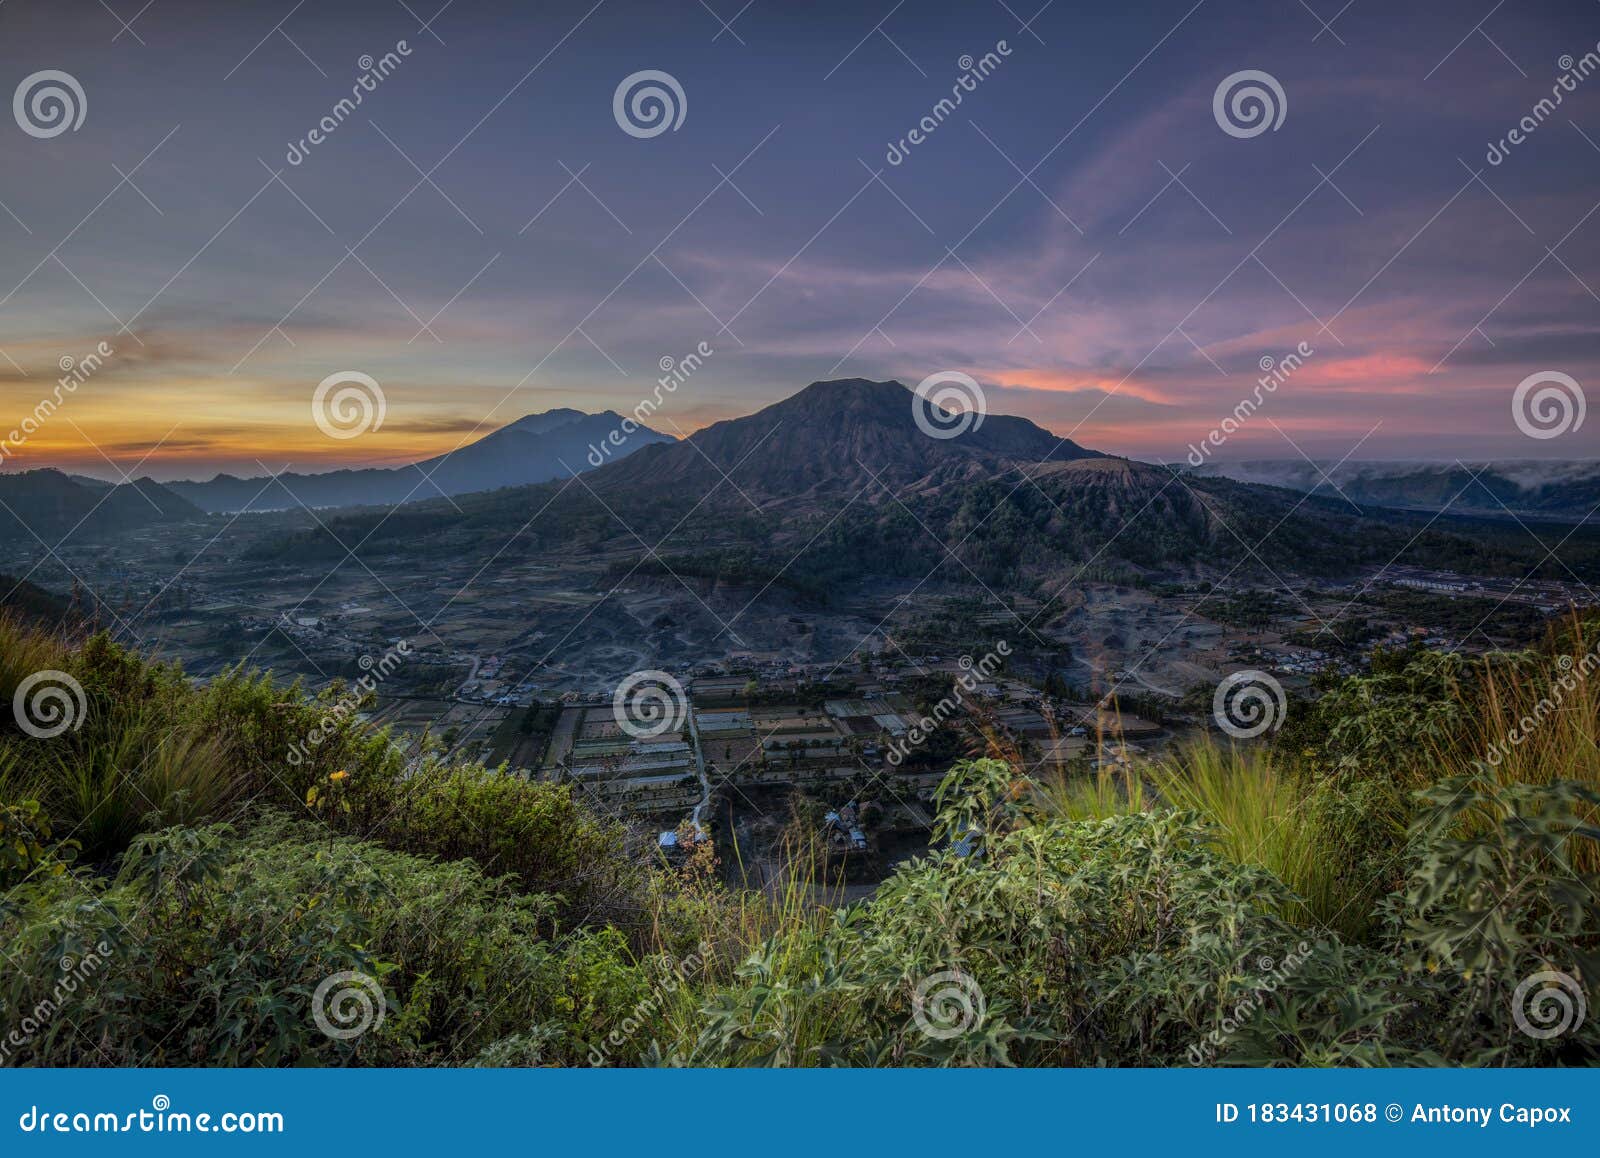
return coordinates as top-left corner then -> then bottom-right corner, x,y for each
1,0 -> 1597,479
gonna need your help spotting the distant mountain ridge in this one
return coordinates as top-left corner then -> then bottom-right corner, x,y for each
560,380 -> 1600,586
1187,460 -> 1600,522
241,378 -> 1600,592
0,469 -> 200,542
164,409 -> 675,513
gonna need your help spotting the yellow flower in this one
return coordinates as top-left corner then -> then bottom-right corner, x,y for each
329,770 -> 349,783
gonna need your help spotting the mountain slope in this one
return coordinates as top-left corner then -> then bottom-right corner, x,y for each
166,409 -> 675,513
0,469 -> 201,542
1189,460 -> 1600,523
591,378 -> 1106,503
240,379 -> 1600,594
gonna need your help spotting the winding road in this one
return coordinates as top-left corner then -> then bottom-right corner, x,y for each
686,705 -> 710,839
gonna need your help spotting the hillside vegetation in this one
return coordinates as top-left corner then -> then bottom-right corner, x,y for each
236,381 -> 1600,594
1,615 -> 1596,1066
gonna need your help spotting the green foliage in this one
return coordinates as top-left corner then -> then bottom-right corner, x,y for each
0,623 -> 242,864
2,614 -> 1597,1068
931,757 -> 1035,851
0,799 -> 75,891
1382,773 -> 1600,1064
1143,741 -> 1369,934
0,817 -> 651,1066
353,763 -> 641,934
694,805 -> 1331,1066
685,757 -> 1600,1067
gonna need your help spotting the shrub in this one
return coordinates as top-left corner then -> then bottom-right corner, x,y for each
4,613 -> 1597,1069
690,763 -> 1332,1067
0,816 -> 650,1066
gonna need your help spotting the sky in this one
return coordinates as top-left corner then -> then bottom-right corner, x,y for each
1,0 -> 1598,480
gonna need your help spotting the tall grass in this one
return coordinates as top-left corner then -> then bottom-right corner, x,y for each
1036,736 -> 1383,935
644,817 -> 850,1062
48,712 -> 238,862
1146,740 -> 1396,936
1036,632 -> 1599,941
1472,622 -> 1600,871
0,614 -> 71,709
1,616 -> 242,862
1045,761 -> 1147,820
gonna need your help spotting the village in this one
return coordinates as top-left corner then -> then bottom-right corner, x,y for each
15,512 -> 1596,891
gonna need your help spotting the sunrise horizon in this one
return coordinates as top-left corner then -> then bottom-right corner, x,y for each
4,1 -> 1597,480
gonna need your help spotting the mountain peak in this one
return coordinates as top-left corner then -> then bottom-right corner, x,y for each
791,376 -> 908,400
167,409 -> 673,513
589,376 -> 1109,502
498,408 -> 590,436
